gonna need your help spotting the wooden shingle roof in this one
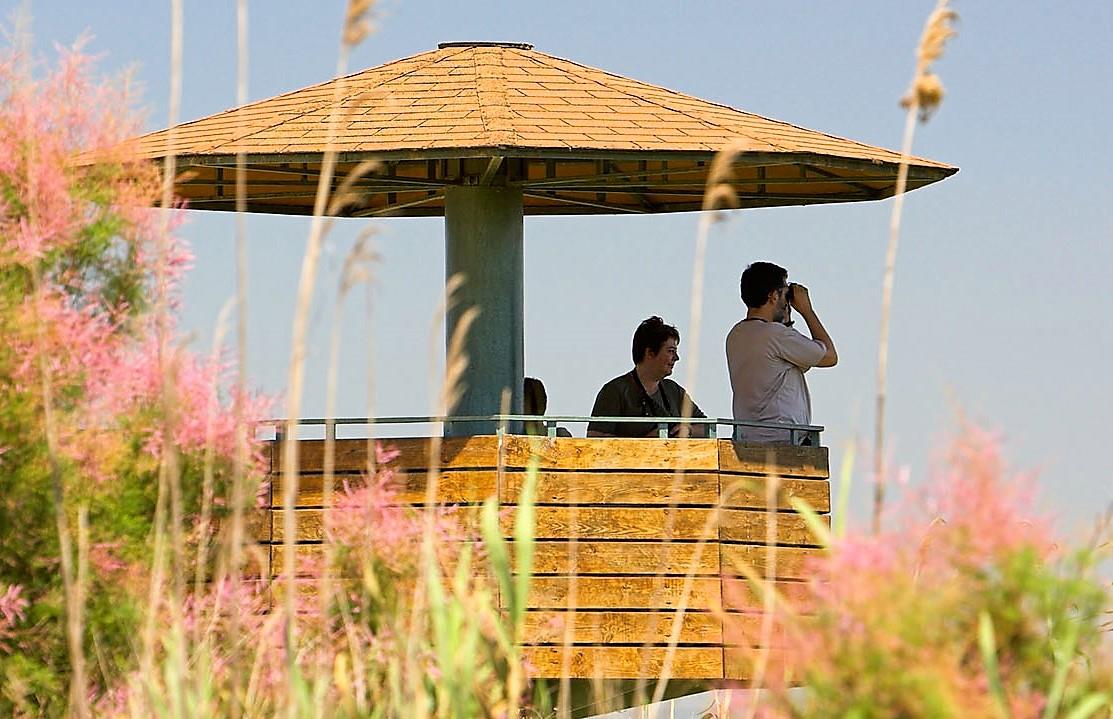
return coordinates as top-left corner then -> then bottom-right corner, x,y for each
135,42 -> 956,217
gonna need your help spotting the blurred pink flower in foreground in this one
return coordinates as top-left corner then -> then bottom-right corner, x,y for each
0,583 -> 28,653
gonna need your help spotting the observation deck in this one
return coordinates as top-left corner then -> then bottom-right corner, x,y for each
256,416 -> 829,681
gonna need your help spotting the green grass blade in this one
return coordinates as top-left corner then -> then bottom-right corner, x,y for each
479,494 -> 513,648
978,611 -> 1012,719
1042,615 -> 1083,719
833,442 -> 855,538
1065,693 -> 1110,719
510,458 -> 538,633
788,496 -> 832,550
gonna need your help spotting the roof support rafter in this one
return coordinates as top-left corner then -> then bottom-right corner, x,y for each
478,156 -> 505,186
198,162 -> 450,189
522,191 -> 647,214
801,164 -> 885,199
350,192 -> 445,217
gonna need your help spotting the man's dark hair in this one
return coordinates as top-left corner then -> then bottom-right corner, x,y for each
739,262 -> 788,308
632,316 -> 680,364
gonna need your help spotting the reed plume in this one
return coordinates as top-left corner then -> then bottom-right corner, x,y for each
874,0 -> 957,534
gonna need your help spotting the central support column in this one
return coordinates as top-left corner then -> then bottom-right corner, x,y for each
444,185 -> 524,436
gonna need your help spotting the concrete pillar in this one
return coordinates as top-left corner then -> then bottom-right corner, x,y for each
443,185 -> 524,436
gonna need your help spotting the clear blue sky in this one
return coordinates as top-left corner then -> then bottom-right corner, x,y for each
16,1 -> 1113,533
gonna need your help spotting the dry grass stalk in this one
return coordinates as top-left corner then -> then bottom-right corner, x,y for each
192,299 -> 235,616
874,0 -> 957,534
327,160 -> 381,219
742,457 -> 781,718
316,233 -> 379,711
320,233 -> 379,636
343,0 -> 375,47
901,2 -> 958,122
401,273 -> 475,713
134,1 -> 184,712
26,255 -> 88,717
556,484 -> 580,719
648,495 -> 723,710
642,137 -> 751,707
225,4 -> 251,714
279,5 -> 376,707
496,389 -> 529,719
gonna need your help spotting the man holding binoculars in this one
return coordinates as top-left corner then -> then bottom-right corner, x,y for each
725,262 -> 838,444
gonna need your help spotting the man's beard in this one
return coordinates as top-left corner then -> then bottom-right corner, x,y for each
773,303 -> 789,324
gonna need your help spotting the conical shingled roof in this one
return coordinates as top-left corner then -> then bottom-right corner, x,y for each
134,42 -> 956,217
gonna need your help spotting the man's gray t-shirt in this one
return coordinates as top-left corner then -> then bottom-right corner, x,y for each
725,319 -> 826,444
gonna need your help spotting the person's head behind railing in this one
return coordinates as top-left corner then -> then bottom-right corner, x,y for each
523,377 -> 547,436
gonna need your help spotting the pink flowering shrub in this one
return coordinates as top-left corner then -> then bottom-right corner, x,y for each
0,44 -> 267,715
97,445 -> 532,718
1,40 -> 530,718
732,426 -> 1113,718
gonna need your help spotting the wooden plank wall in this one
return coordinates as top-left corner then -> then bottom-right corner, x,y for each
260,435 -> 830,681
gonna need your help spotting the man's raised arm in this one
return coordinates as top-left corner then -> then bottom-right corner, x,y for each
789,283 -> 838,367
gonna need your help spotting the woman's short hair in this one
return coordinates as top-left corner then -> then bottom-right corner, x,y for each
632,316 -> 680,364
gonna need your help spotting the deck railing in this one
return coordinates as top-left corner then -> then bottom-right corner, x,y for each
264,414 -> 823,445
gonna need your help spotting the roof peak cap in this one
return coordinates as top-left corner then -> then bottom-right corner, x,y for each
438,41 -> 533,50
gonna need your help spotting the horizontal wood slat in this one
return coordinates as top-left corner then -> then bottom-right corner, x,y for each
269,438 -> 828,476
271,470 -> 498,507
523,507 -> 717,541
720,578 -> 812,611
270,544 -> 495,585
271,506 -> 484,542
271,439 -> 829,475
719,510 -> 828,547
268,508 -> 823,546
214,508 -> 273,543
265,540 -> 720,578
271,543 -> 322,576
722,613 -> 788,649
522,646 -> 723,679
519,611 -> 782,648
718,441 -> 829,478
524,577 -> 723,611
521,611 -> 722,645
525,541 -> 720,575
720,476 -> 830,512
719,545 -> 822,581
272,470 -> 831,510
268,544 -> 819,583
500,436 -> 718,471
723,646 -> 788,681
270,470 -> 828,511
504,471 -> 719,505
273,437 -> 502,473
